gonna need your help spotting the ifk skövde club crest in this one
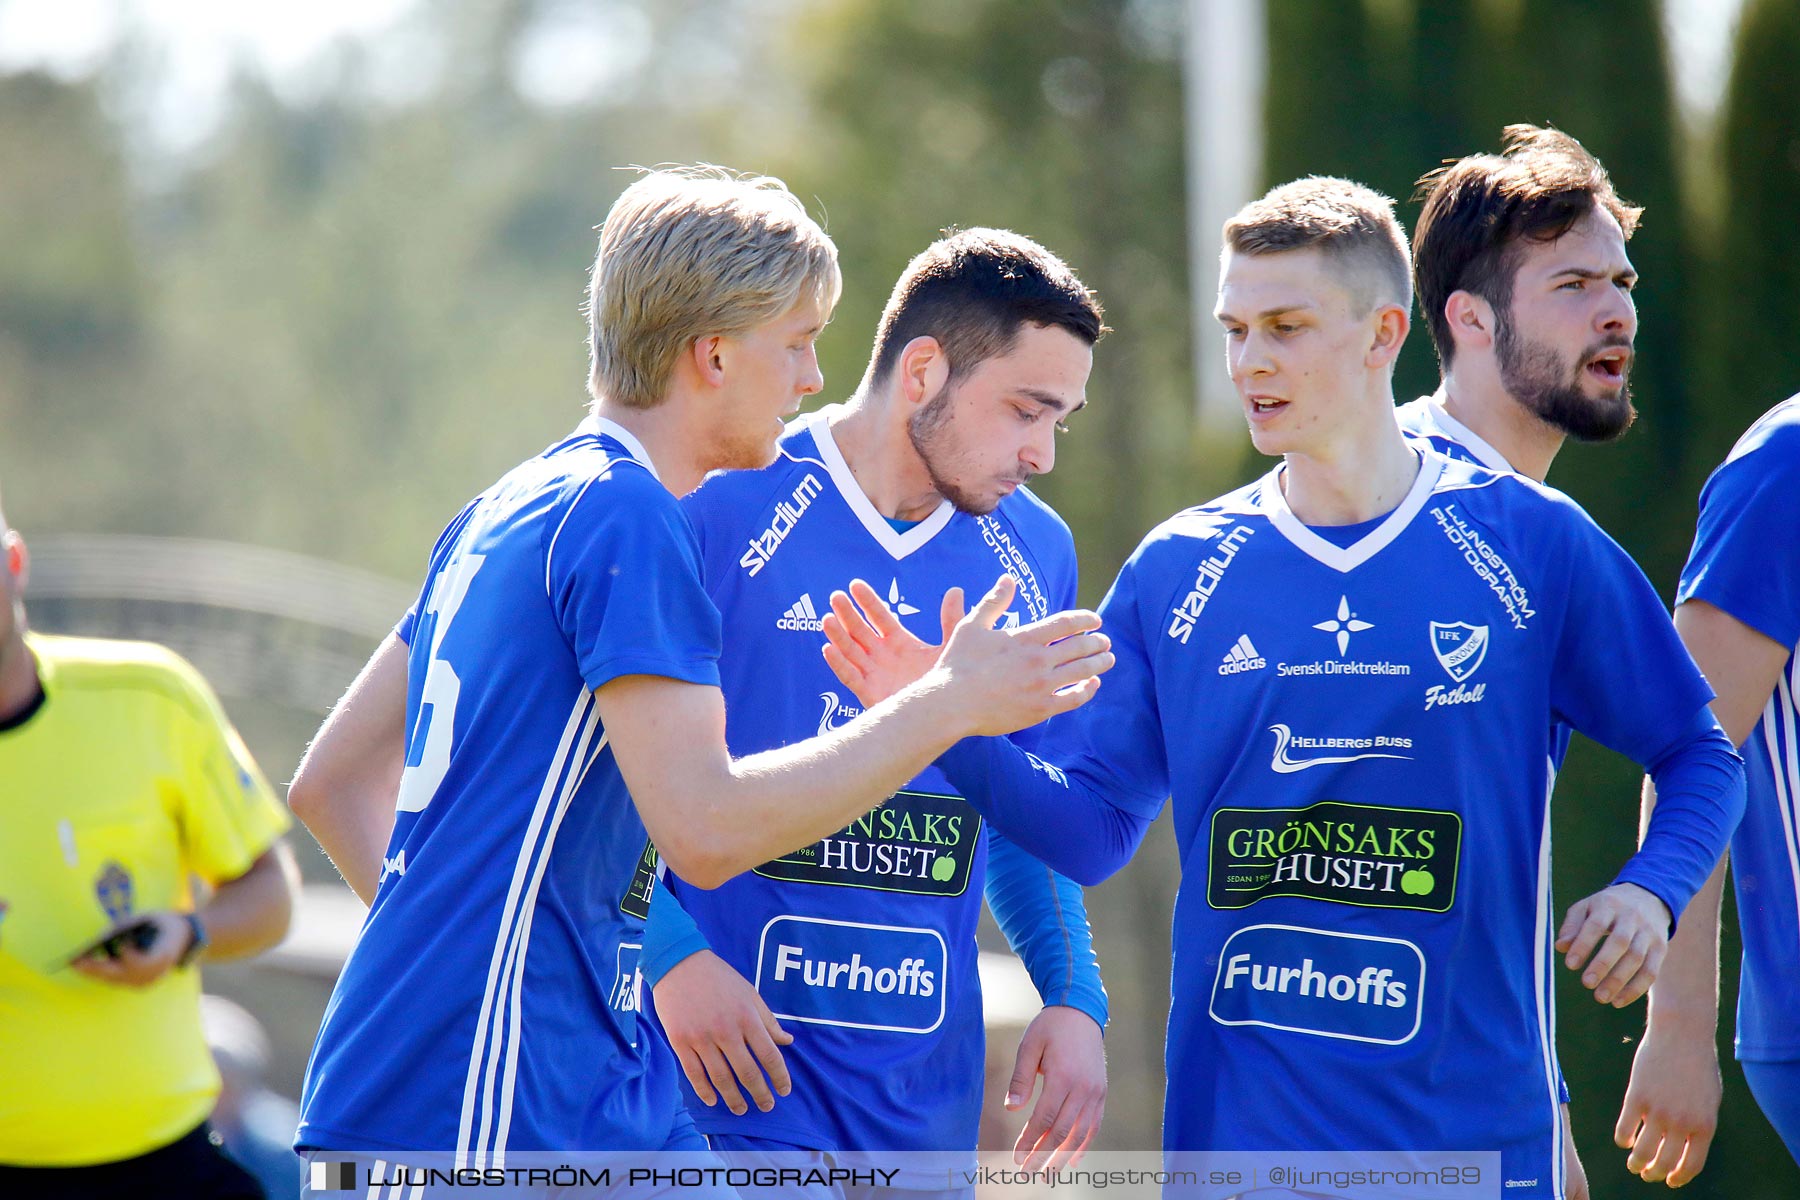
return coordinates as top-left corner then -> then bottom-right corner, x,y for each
1429,622 -> 1489,682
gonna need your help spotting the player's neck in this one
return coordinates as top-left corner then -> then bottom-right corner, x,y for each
588,400 -> 708,497
1281,407 -> 1420,526
828,391 -> 945,522
1438,369 -> 1562,483
0,627 -> 40,725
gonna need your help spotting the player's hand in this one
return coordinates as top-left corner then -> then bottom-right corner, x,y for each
1555,882 -> 1671,1007
1614,1021 -> 1721,1187
650,950 -> 792,1116
821,578 -> 956,709
1563,1104 -> 1590,1200
1006,1005 -> 1106,1172
71,911 -> 190,988
932,576 -> 1111,737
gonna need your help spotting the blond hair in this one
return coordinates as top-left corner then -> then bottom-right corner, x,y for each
586,166 -> 841,409
1223,176 -> 1412,314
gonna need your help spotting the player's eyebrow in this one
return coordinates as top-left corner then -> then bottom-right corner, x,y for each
1017,388 -> 1086,415
1213,303 -> 1314,324
1551,265 -> 1638,284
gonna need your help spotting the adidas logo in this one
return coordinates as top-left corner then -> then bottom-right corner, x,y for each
1218,634 -> 1267,676
778,594 -> 826,632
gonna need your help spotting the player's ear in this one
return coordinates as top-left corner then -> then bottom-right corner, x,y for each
688,334 -> 728,388
896,336 -> 950,413
1445,291 -> 1495,354
1366,302 -> 1409,369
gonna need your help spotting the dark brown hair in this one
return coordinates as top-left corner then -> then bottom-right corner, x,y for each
867,228 -> 1104,386
1412,125 -> 1642,368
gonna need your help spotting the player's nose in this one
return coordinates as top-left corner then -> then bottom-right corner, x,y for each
797,349 -> 824,397
1023,426 -> 1055,476
1597,287 -> 1637,340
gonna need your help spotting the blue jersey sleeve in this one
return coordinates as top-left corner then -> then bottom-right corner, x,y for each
979,549 -> 1108,1030
397,499 -> 482,646
641,877 -> 711,987
938,543 -> 1170,883
1677,420 -> 1800,650
548,468 -> 723,691
1544,500 -> 1715,766
1533,496 -> 1742,924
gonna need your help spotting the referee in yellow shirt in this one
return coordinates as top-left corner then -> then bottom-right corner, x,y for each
0,483 -> 299,1199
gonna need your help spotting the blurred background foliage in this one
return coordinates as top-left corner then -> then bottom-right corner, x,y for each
1,0 -> 1797,1194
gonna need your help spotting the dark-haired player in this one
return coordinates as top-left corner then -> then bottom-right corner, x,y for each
644,229 -> 1111,1191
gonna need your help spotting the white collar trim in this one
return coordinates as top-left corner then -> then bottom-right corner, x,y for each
1423,388 -> 1512,474
805,411 -> 954,559
583,415 -> 661,481
1256,449 -> 1445,573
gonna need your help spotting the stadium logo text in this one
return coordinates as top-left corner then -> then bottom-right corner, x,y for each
1169,525 -> 1255,643
739,473 -> 824,576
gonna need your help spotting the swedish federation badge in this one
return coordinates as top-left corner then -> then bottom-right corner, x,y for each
94,860 -> 136,925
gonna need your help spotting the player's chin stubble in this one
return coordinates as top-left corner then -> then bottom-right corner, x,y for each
907,387 -> 1001,517
1497,320 -> 1636,443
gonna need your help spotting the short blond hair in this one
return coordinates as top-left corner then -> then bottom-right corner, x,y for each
586,166 -> 841,409
1223,176 -> 1412,314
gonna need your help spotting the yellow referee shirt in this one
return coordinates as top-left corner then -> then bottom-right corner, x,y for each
0,633 -> 290,1166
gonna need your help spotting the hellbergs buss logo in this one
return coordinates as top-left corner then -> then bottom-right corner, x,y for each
1267,724 -> 1412,774
1209,923 -> 1425,1045
756,915 -> 947,1035
817,691 -> 862,734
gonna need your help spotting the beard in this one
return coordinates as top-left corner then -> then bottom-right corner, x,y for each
1495,317 -> 1637,443
907,383 -> 1010,516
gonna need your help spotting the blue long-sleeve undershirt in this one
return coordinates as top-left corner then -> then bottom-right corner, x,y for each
935,738 -> 1156,887
1611,707 -> 1746,933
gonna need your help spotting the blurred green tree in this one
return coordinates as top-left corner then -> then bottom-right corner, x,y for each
1704,0 -> 1800,465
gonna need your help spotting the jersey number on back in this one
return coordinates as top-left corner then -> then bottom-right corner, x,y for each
396,552 -> 486,813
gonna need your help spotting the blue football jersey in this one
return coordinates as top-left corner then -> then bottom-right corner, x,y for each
1397,393 -> 1578,775
658,411 -> 1081,1157
298,418 -> 720,1161
1051,451 -> 1712,1197
1677,396 -> 1800,1062
1396,393 -> 1512,474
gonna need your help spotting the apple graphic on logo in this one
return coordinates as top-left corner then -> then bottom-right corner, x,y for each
1400,868 -> 1434,896
931,855 -> 957,882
